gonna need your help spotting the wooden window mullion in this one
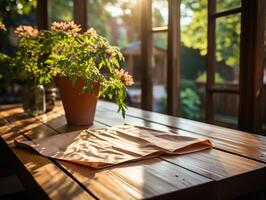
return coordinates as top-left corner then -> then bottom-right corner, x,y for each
206,0 -> 216,123
74,0 -> 87,32
37,0 -> 48,30
210,7 -> 241,18
140,0 -> 153,111
167,0 -> 180,116
238,0 -> 266,133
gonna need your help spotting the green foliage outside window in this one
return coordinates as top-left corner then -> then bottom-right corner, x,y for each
197,72 -> 225,83
179,79 -> 201,120
181,0 -> 241,67
180,88 -> 201,120
158,80 -> 201,120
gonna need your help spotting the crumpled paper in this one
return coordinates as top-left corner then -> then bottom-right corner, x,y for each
15,125 -> 212,168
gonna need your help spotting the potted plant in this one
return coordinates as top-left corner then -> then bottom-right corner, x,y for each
14,21 -> 134,125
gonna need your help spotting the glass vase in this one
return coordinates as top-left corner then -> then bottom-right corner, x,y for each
45,86 -> 57,112
22,84 -> 46,116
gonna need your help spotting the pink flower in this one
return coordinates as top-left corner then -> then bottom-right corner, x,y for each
15,26 -> 39,37
51,21 -> 81,36
85,27 -> 98,37
115,69 -> 134,86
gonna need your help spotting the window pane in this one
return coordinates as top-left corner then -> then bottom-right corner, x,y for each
152,32 -> 167,113
214,93 -> 238,129
215,13 -> 241,84
212,14 -> 240,128
216,0 -> 241,12
94,0 -> 141,107
48,0 -> 73,23
152,0 -> 168,28
180,0 -> 207,121
92,0 -> 140,45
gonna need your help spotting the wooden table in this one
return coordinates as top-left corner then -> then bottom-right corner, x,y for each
0,101 -> 266,200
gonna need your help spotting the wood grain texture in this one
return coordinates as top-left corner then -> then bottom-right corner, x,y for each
0,104 -> 215,200
93,107 -> 266,198
13,147 -> 94,200
0,108 -> 95,200
34,104 -> 215,200
1,102 -> 266,199
97,101 -> 266,163
59,158 -> 214,200
93,109 -> 265,164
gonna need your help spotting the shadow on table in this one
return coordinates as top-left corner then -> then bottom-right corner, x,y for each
3,105 -> 265,200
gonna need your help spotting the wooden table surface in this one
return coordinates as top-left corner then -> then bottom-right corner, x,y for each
0,101 -> 265,200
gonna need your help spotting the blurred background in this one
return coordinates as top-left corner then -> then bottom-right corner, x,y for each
0,0 -> 265,131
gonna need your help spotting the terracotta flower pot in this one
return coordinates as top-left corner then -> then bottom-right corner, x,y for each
55,77 -> 99,126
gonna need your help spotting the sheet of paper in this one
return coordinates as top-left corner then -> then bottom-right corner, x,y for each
15,125 -> 212,168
